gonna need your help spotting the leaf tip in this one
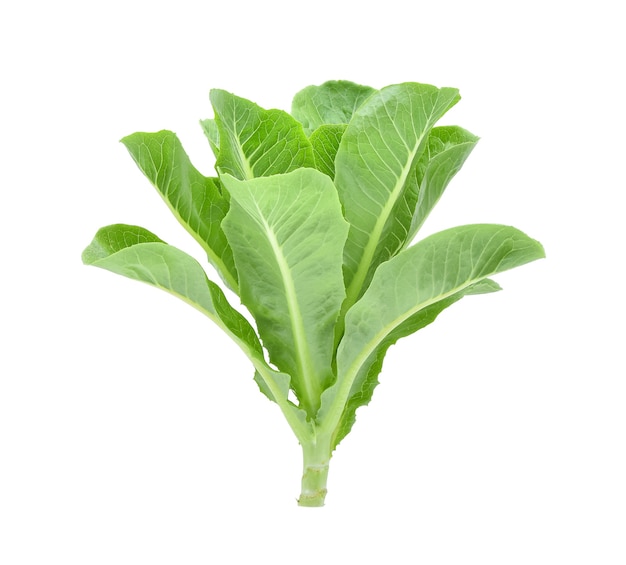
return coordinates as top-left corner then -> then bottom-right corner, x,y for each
536,239 -> 547,259
119,131 -> 142,148
524,234 -> 547,261
81,229 -> 107,265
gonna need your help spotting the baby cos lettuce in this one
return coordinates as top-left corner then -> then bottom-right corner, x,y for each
83,80 -> 544,506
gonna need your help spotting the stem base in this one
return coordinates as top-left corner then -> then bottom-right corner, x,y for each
298,463 -> 329,507
297,436 -> 332,507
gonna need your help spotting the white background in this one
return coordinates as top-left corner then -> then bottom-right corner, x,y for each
1,1 -> 624,563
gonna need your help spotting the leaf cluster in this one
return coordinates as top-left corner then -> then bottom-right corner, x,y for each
83,80 -> 544,503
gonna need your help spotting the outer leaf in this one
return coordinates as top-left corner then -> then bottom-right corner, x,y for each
210,89 -> 315,180
329,279 -> 500,448
335,83 -> 461,310
221,169 -> 349,416
405,126 -> 479,246
121,131 -> 237,291
320,224 -> 545,441
82,224 -> 311,442
199,118 -> 220,158
291,80 -> 376,135
309,124 -> 347,179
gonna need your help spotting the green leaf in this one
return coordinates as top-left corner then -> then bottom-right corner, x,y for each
120,131 -> 237,291
320,224 -> 545,441
210,89 -> 315,180
335,83 -> 461,310
200,118 -> 220,158
221,169 -> 349,416
82,223 -> 258,352
405,126 -> 479,245
82,223 -> 311,442
291,80 -> 376,135
329,279 -> 500,448
84,80 -> 547,506
309,124 -> 347,179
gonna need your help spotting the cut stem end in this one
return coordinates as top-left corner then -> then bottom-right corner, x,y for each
298,464 -> 329,507
297,437 -> 332,507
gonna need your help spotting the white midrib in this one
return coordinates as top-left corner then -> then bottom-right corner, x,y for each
262,218 -> 319,412
227,124 -> 255,180
344,131 -> 428,310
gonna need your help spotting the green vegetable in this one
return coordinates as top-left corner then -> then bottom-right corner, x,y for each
82,80 -> 545,506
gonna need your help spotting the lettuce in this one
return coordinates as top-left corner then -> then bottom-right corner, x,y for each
82,80 -> 545,506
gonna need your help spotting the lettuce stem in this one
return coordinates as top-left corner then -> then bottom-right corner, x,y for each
298,434 -> 332,507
